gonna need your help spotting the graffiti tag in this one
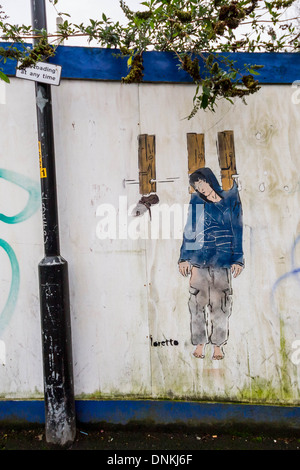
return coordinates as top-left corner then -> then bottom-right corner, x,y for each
0,169 -> 40,364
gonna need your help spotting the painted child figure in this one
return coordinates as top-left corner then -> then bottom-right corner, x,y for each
179,168 -> 244,360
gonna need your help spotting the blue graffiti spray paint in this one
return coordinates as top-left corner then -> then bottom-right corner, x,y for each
0,169 -> 40,335
0,168 -> 40,224
0,239 -> 20,335
271,236 -> 300,314
291,235 -> 300,276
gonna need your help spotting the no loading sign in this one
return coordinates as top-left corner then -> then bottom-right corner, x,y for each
16,61 -> 62,86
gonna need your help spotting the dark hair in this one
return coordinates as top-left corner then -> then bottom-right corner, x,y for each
189,168 -> 223,203
189,172 -> 207,188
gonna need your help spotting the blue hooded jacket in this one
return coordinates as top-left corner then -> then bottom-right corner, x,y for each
179,167 -> 244,268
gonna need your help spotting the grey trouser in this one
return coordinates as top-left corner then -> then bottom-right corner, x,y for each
188,266 -> 233,346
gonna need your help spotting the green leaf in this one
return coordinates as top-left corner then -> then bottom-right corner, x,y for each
248,68 -> 260,75
201,92 -> 209,109
0,70 -> 10,83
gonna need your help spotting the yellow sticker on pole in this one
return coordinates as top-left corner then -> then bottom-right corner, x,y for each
38,141 -> 47,178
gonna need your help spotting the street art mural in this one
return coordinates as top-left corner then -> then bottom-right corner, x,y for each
1,67 -> 300,406
178,167 -> 244,361
0,169 -> 40,363
178,131 -> 244,361
129,130 -> 245,362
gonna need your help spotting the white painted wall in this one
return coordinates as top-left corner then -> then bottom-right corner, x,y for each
0,77 -> 300,404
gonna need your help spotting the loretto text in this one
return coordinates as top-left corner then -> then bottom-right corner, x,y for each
150,335 -> 179,347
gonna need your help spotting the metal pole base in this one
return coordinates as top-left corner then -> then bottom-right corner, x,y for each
39,255 -> 76,446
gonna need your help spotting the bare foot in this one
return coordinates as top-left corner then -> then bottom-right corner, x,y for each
193,344 -> 205,358
212,345 -> 224,360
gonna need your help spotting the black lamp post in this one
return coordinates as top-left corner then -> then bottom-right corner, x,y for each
31,0 -> 76,446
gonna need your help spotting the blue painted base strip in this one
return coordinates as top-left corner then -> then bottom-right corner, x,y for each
1,42 -> 299,84
0,400 -> 45,424
0,400 -> 300,429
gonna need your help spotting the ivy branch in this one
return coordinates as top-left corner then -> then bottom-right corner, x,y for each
0,0 -> 299,117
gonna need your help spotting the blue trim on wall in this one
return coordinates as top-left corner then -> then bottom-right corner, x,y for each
0,400 -> 45,424
0,42 -> 299,84
0,400 -> 300,429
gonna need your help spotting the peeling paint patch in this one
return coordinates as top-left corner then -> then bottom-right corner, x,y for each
36,88 -> 48,113
45,399 -> 75,446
